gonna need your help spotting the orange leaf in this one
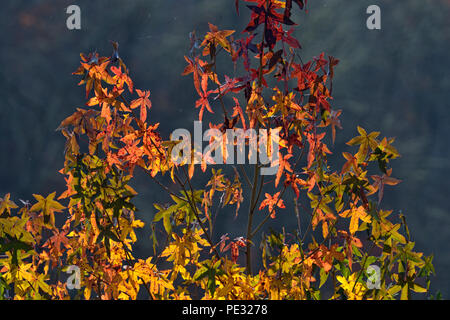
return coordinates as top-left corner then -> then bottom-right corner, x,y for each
259,192 -> 285,219
130,89 -> 152,122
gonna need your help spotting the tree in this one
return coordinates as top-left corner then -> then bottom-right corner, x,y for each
0,1 -> 434,300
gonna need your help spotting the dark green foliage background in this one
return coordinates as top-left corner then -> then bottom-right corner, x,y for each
0,0 -> 448,297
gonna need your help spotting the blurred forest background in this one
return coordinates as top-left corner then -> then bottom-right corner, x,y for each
0,0 -> 449,297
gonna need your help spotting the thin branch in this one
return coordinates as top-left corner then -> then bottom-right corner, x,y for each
176,167 -> 220,258
238,164 -> 253,189
245,160 -> 260,275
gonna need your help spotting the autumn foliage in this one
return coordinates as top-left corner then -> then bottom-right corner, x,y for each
0,1 -> 434,300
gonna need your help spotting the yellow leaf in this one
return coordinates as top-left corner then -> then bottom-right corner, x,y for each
0,193 -> 18,216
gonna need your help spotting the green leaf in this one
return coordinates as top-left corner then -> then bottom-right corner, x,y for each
0,238 -> 33,265
319,268 -> 328,288
346,136 -> 364,146
153,203 -> 180,222
163,213 -> 172,235
0,275 -> 10,300
411,283 -> 427,293
400,284 -> 409,300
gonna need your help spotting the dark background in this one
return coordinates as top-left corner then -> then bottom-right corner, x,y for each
0,0 -> 448,297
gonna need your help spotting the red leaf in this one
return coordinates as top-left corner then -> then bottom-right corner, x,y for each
259,192 -> 285,219
130,89 -> 152,122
